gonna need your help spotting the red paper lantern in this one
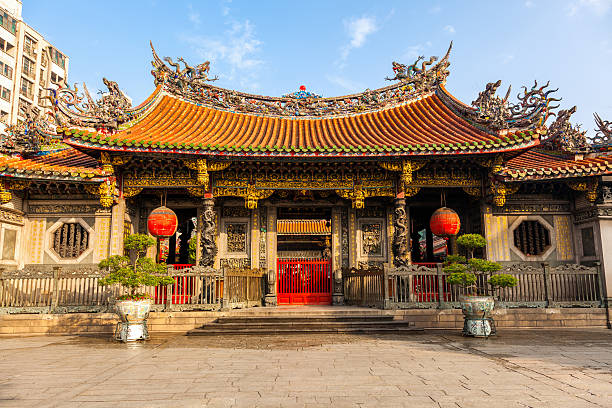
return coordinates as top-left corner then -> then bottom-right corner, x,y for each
147,206 -> 178,238
429,207 -> 460,237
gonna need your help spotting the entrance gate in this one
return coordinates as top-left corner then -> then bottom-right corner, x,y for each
277,259 -> 332,305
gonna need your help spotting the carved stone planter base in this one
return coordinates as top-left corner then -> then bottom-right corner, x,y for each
462,317 -> 496,337
332,294 -> 344,306
264,295 -> 278,307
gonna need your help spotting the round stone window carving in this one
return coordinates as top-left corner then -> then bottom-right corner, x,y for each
513,220 -> 550,256
52,222 -> 90,259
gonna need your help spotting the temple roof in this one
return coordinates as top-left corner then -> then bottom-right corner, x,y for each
60,89 -> 543,158
499,149 -> 612,181
0,148 -> 107,182
277,219 -> 331,235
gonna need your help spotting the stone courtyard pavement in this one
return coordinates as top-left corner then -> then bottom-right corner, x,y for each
0,329 -> 610,408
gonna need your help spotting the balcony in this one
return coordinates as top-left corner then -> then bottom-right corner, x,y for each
23,45 -> 37,59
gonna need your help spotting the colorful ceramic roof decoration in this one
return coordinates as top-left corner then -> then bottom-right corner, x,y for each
282,85 -> 322,100
48,43 -> 562,158
499,149 -> 612,181
277,219 -> 331,235
0,148 -> 107,182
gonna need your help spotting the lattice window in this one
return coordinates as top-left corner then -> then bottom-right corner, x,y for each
52,223 -> 89,259
226,223 -> 247,253
513,220 -> 550,256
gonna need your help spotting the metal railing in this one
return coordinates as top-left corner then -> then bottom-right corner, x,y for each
0,266 -> 266,314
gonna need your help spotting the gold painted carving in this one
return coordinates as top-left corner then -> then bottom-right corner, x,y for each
404,187 -> 421,197
567,179 -> 599,202
0,184 -> 11,204
213,185 -> 274,209
185,159 -> 232,190
187,186 -> 205,197
462,186 -> 481,197
99,152 -> 113,174
99,180 -> 116,208
336,186 -> 394,208
491,183 -> 506,207
379,160 -> 426,192
123,176 -> 199,188
123,187 -> 143,198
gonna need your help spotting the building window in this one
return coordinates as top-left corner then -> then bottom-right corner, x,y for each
41,52 -> 47,67
50,48 -> 65,69
581,227 -> 596,257
0,86 -> 10,101
23,35 -> 37,58
18,98 -> 30,114
0,37 -> 15,56
0,11 -> 17,34
22,56 -> 35,78
52,223 -> 90,259
0,60 -> 12,79
20,77 -> 33,99
513,220 -> 551,256
0,110 -> 8,124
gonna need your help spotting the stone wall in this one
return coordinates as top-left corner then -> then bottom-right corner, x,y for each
0,308 -> 607,336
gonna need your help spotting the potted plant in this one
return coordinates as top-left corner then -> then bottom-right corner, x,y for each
444,234 -> 517,337
98,234 -> 174,342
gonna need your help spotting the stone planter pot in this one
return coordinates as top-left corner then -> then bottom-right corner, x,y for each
459,295 -> 496,337
114,299 -> 152,342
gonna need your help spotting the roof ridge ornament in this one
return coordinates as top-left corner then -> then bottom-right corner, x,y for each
541,106 -> 589,153
384,42 -> 452,91
440,78 -> 561,132
47,77 -> 132,134
1,104 -> 56,154
592,113 -> 612,147
148,42 -> 451,118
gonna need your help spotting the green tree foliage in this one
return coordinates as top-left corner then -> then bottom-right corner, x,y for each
445,272 -> 477,288
488,274 -> 518,290
98,234 -> 174,300
468,258 -> 502,273
456,234 -> 487,259
443,254 -> 466,266
188,237 -> 197,264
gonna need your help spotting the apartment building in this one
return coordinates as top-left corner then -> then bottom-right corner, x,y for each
0,0 -> 69,134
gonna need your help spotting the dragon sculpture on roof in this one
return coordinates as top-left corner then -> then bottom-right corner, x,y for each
541,106 -> 589,152
0,105 -> 56,154
592,113 -> 612,146
149,42 -> 454,117
46,77 -> 133,133
438,77 -> 561,132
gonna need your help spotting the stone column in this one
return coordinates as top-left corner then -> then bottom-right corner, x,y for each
391,197 -> 410,266
250,208 -> 260,269
199,196 -> 217,267
332,206 -> 344,305
348,208 -> 357,268
109,196 -> 126,256
264,205 -> 277,306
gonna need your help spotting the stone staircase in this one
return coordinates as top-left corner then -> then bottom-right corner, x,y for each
187,307 -> 422,335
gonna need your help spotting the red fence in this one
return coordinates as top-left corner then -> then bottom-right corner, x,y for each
277,259 -> 332,305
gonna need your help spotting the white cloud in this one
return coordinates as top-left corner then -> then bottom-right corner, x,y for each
181,20 -> 263,90
567,0 -> 612,16
339,16 -> 378,64
429,5 -> 442,13
501,54 -> 515,64
444,25 -> 456,34
326,75 -> 364,93
187,4 -> 200,25
525,0 -> 535,7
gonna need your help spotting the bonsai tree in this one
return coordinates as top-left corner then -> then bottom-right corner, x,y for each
98,234 -> 175,301
456,233 -> 486,259
444,233 -> 516,296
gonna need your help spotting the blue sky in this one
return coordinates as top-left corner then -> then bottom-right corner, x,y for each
25,0 -> 612,136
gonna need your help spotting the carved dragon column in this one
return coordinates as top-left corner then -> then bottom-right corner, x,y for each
199,196 -> 217,267
392,197 -> 410,266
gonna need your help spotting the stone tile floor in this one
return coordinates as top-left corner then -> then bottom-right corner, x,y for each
0,329 -> 610,407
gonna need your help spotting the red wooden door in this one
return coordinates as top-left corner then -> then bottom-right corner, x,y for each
277,259 -> 332,305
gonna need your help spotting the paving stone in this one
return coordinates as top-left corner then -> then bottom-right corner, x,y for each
1,329 -> 611,407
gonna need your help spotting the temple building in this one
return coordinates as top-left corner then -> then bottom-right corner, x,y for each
1,42 -> 611,308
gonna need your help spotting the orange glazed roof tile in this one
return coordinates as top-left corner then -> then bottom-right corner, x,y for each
500,149 -> 612,180
62,90 -> 542,157
277,220 -> 331,235
0,148 -> 107,182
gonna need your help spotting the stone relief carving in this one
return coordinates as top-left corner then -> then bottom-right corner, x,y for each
226,223 -> 247,253
361,223 -> 383,256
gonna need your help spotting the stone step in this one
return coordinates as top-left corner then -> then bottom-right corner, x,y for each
196,320 -> 414,330
216,315 -> 396,324
188,326 -> 422,335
